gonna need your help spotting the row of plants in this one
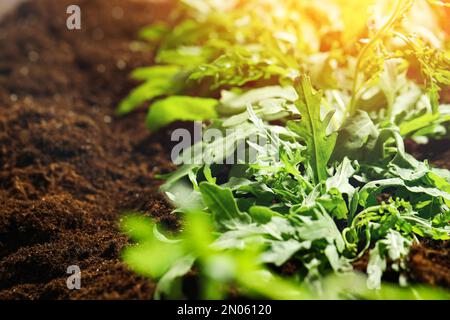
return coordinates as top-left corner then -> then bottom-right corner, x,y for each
118,0 -> 450,299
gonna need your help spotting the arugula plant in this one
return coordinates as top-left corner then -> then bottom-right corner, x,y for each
119,0 -> 450,299
122,211 -> 449,299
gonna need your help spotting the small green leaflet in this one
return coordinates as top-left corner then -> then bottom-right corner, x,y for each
331,111 -> 379,162
291,204 -> 345,253
218,86 -> 298,115
117,80 -> 172,115
359,177 -> 450,207
399,112 -> 450,137
326,158 -> 358,198
155,255 -> 196,299
131,65 -> 181,81
139,23 -> 170,42
146,96 -> 218,131
367,231 -> 411,290
117,65 -> 182,115
199,182 -> 252,230
261,239 -> 308,267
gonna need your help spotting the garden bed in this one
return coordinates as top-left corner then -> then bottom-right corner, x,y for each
0,0 -> 448,300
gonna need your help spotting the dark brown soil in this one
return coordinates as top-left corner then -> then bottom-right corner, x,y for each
0,0 -> 178,299
0,0 -> 448,300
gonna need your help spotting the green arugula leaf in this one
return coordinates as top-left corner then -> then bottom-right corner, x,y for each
218,86 -> 298,115
155,255 -> 196,299
199,182 -> 252,229
331,111 -> 379,162
367,231 -> 411,290
146,96 -> 218,131
131,65 -> 181,81
288,75 -> 337,184
291,204 -> 345,253
261,239 -> 308,267
139,23 -> 170,42
249,206 -> 283,225
326,158 -> 358,198
117,80 -> 173,115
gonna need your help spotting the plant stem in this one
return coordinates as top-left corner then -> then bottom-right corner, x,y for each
347,0 -> 407,117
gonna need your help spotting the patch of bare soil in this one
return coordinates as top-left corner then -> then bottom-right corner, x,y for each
0,0 -> 177,299
0,0 -> 448,300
